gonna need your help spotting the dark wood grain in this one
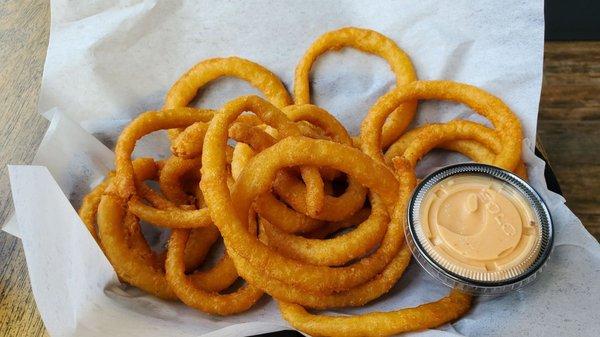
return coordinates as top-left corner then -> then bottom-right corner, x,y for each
0,2 -> 598,335
538,41 -> 600,240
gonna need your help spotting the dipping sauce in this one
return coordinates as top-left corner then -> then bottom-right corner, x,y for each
419,174 -> 541,282
406,163 -> 553,294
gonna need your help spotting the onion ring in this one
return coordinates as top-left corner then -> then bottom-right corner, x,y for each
254,193 -> 323,234
79,173 -> 114,245
231,104 -> 368,222
159,156 -> 202,205
295,27 -> 417,148
95,157 -> 222,299
384,120 -> 528,178
306,207 -> 371,239
164,57 -> 293,140
165,229 -> 263,315
97,193 -> 176,300
231,143 -> 256,180
112,107 -> 213,199
80,159 -> 214,271
110,108 -> 217,229
278,289 -> 471,337
260,195 -> 388,266
360,80 -> 522,171
170,121 -> 209,159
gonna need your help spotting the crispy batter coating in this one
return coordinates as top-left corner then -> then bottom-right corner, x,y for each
295,27 -> 417,148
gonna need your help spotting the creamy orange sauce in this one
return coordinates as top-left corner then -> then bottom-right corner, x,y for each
419,174 -> 541,281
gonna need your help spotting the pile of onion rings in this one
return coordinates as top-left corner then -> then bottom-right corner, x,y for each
79,27 -> 525,336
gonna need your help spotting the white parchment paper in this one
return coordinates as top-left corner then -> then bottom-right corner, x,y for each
5,0 -> 600,336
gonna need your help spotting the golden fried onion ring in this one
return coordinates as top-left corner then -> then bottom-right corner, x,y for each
165,229 -> 263,315
278,289 -> 471,337
361,80 -> 522,171
385,120 -> 528,178
295,27 -> 417,148
260,195 -> 388,266
164,57 -> 293,140
110,108 -> 216,228
159,156 -> 201,205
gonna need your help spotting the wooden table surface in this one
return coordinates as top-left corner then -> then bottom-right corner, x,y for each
0,1 -> 598,336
